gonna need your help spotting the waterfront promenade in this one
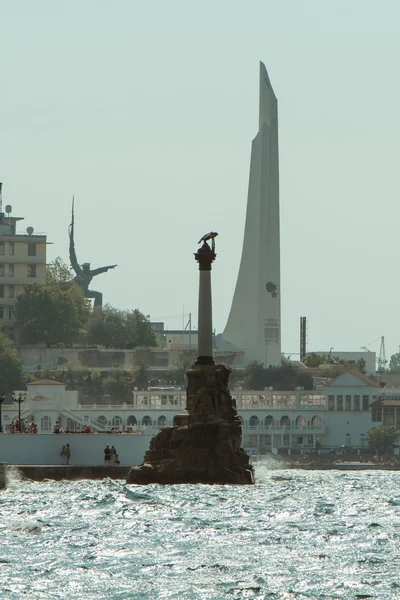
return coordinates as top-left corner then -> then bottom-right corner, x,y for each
0,432 -> 151,468
5,465 -> 131,481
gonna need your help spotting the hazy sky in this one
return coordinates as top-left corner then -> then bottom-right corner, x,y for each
1,0 -> 399,361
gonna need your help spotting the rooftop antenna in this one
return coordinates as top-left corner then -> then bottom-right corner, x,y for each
0,182 -> 3,213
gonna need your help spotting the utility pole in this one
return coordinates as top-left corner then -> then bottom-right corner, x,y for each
300,317 -> 307,361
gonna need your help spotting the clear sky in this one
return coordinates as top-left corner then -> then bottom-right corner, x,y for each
1,0 -> 399,361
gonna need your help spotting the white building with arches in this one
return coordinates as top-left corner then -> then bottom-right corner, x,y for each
0,372 -> 384,459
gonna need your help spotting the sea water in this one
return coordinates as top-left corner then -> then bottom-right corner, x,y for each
1,462 -> 400,599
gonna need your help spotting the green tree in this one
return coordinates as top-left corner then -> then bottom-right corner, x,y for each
87,305 -> 125,348
15,283 -> 90,346
241,363 -> 313,391
355,358 -> 367,374
125,310 -> 157,349
242,362 -> 271,389
302,353 -> 327,368
103,369 -> 131,403
0,330 -> 24,392
367,425 -> 398,455
131,364 -> 148,389
388,353 -> 400,373
87,305 -> 157,349
90,369 -> 102,383
164,359 -> 191,387
46,256 -> 73,285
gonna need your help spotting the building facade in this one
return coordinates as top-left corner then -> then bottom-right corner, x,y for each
0,183 -> 47,338
1,371 -> 383,457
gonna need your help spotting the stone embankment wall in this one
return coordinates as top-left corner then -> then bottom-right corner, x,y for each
19,347 -> 243,372
19,347 -> 170,371
15,465 -> 131,481
0,464 -> 5,488
0,433 -> 151,467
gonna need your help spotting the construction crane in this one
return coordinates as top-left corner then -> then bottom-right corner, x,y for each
377,336 -> 387,372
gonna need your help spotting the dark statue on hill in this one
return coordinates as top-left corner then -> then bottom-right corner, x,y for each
68,198 -> 116,309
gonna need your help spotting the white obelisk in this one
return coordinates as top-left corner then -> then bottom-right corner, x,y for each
222,62 -> 281,366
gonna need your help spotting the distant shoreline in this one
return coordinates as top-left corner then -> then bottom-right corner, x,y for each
283,462 -> 400,471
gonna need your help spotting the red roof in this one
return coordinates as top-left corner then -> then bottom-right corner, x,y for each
27,379 -> 65,386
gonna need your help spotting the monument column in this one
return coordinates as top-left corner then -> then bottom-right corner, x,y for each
126,232 -> 254,485
195,242 -> 216,366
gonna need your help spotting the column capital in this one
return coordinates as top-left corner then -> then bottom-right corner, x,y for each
195,242 -> 216,271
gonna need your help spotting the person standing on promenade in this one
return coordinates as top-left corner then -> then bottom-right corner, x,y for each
104,445 -> 111,466
65,444 -> 71,465
110,445 -> 117,465
60,446 -> 67,465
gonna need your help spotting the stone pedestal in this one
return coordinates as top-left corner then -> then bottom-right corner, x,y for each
0,463 -> 7,489
127,363 -> 254,485
127,238 -> 254,485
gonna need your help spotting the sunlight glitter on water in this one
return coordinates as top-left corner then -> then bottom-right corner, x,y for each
1,463 -> 400,599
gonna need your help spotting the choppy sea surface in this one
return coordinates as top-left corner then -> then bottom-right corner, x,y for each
2,461 -> 400,599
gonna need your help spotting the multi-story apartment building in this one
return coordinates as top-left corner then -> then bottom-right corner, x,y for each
0,183 -> 47,339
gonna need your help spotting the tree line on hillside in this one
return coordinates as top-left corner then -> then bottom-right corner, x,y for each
18,361 -> 314,404
302,351 -> 400,376
14,257 -> 157,349
0,331 -> 24,393
301,352 -> 368,374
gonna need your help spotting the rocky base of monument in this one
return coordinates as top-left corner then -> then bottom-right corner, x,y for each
126,419 -> 254,485
127,363 -> 254,485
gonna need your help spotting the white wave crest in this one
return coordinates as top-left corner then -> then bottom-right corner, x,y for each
5,466 -> 24,489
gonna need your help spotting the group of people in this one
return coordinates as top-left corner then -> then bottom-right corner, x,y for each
9,420 -> 38,434
54,421 -> 92,434
58,444 -> 121,466
60,444 -> 71,465
104,445 -> 120,466
109,426 -> 142,434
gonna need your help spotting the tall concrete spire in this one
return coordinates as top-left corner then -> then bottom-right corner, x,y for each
222,62 -> 281,366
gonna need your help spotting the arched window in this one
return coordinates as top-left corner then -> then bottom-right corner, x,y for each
41,416 -> 51,432
249,415 -> 260,428
345,433 -> 351,447
112,416 -> 122,427
312,415 -> 322,427
360,433 -> 366,448
158,415 -> 167,426
127,415 -> 137,426
265,415 -> 274,427
296,415 -> 307,426
280,416 -> 290,427
142,416 -> 152,426
97,416 -> 107,427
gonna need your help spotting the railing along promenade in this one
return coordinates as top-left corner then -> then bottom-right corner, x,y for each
0,423 -> 327,436
128,389 -> 327,411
